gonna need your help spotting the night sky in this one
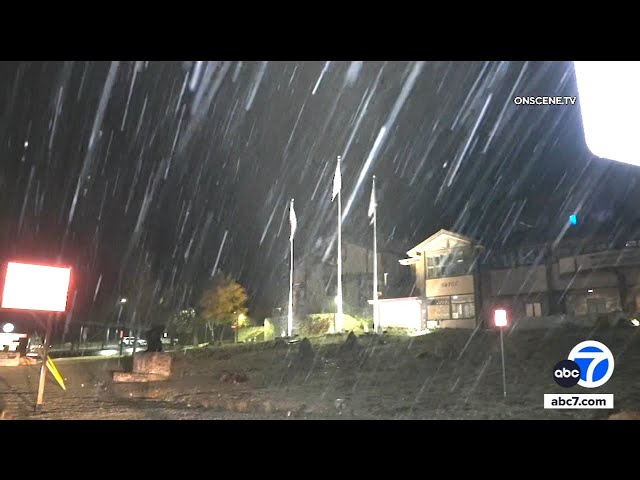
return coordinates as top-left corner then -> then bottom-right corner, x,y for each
2,61 -> 640,327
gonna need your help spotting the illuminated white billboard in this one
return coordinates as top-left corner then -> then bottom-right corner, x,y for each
1,262 -> 71,312
574,61 -> 640,166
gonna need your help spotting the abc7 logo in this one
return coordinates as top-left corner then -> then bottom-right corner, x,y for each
553,360 -> 581,387
553,340 -> 614,388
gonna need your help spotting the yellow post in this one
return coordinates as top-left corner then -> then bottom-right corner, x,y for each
46,357 -> 66,390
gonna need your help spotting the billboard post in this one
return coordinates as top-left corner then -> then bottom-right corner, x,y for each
36,314 -> 53,408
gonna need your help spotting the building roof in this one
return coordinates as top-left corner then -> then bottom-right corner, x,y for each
399,257 -> 420,266
405,229 -> 482,258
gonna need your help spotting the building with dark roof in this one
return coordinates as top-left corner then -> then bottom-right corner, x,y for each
388,226 -> 640,330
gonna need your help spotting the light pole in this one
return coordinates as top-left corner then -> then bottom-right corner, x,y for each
117,297 -> 127,357
494,308 -> 508,398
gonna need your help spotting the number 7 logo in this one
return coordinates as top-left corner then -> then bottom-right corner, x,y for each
568,341 -> 614,388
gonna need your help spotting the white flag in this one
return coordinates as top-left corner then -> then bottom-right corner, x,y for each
289,199 -> 297,241
331,158 -> 341,201
368,177 -> 377,221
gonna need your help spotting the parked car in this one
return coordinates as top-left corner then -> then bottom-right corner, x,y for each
121,337 -> 147,347
26,338 -> 43,357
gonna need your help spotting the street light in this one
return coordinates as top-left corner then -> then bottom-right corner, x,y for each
494,308 -> 508,398
117,298 -> 128,357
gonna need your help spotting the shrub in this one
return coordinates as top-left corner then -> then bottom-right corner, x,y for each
238,326 -> 265,343
263,319 -> 276,341
299,314 -> 333,337
299,313 -> 371,337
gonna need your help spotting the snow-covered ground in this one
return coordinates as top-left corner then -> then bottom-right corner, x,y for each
1,326 -> 638,420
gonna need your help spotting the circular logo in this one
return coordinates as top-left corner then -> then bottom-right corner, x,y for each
553,359 -> 581,387
568,340 -> 614,388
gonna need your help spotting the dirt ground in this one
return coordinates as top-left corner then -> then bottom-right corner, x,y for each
1,325 -> 639,420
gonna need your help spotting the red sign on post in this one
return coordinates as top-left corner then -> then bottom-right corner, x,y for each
1,262 -> 71,312
494,309 -> 508,328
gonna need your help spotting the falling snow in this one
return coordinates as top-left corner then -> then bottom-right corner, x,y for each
1,60 -> 639,420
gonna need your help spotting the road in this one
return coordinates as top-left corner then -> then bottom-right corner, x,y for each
48,340 -> 164,358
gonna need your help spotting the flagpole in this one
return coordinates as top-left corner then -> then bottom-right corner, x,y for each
372,176 -> 379,334
336,156 -> 344,333
288,199 -> 295,338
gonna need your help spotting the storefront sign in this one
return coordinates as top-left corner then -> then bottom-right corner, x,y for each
426,275 -> 474,297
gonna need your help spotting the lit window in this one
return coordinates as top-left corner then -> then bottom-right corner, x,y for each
427,296 -> 450,320
451,294 -> 475,319
586,297 -> 607,314
525,302 -> 542,317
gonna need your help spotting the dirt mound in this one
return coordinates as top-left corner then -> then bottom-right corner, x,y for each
298,338 -> 314,365
19,356 -> 38,366
608,410 -> 640,420
340,331 -> 359,353
416,350 -> 441,360
219,372 -> 248,384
